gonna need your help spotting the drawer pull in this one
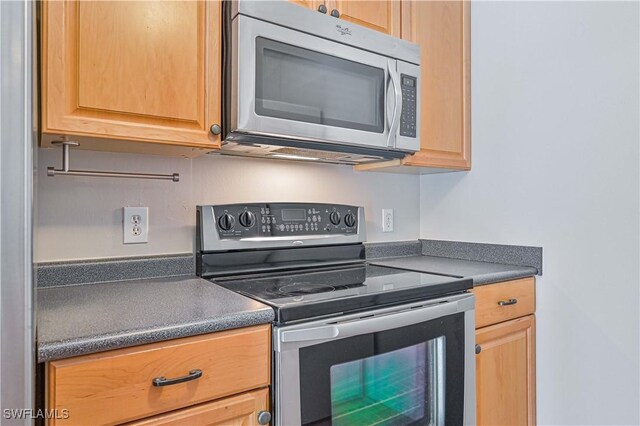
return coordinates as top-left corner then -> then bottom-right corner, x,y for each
152,369 -> 202,387
497,298 -> 518,307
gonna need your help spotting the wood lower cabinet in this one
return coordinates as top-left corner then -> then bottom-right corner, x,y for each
355,0 -> 471,173
472,278 -> 536,426
41,0 -> 222,157
125,388 -> 269,426
46,325 -> 270,426
476,316 -> 536,426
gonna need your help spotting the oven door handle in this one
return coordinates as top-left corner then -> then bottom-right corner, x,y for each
280,300 -> 460,344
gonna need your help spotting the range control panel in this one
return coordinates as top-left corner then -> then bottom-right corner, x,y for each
208,203 -> 361,239
399,74 -> 417,138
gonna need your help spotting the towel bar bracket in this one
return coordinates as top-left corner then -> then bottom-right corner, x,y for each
47,141 -> 180,182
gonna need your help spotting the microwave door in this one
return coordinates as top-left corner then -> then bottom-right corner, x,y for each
234,15 -> 392,150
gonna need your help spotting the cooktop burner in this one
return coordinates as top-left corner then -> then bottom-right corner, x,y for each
274,283 -> 335,296
213,263 -> 472,323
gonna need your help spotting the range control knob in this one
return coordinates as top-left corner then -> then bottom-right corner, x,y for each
329,211 -> 341,226
238,211 -> 256,228
344,212 -> 357,228
218,213 -> 235,231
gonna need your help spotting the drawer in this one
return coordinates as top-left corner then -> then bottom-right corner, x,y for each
125,388 -> 269,426
47,325 -> 270,426
471,277 -> 535,328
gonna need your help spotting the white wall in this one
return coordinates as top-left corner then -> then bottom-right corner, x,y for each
36,150 -> 420,261
420,2 -> 639,425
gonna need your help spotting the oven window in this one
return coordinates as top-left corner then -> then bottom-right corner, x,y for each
255,37 -> 385,133
298,313 -> 465,426
330,338 -> 445,425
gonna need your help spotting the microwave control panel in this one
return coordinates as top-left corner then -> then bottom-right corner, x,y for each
208,203 -> 360,239
399,74 -> 417,138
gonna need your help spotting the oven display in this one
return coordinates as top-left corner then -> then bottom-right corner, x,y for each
282,209 -> 306,222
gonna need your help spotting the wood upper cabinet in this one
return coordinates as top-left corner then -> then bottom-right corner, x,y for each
329,1 -> 400,37
288,0 -> 323,12
355,0 -> 471,173
401,0 -> 471,169
289,0 -> 400,36
476,315 -> 536,426
41,1 -> 222,157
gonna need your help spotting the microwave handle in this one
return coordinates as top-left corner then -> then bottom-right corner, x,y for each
387,62 -> 403,148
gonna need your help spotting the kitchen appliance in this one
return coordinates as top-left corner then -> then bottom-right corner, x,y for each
1,0 -> 36,417
196,203 -> 475,425
220,1 -> 421,165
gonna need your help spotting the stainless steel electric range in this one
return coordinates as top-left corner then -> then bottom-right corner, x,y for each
196,203 -> 476,426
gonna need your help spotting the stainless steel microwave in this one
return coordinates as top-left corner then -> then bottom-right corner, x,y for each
220,1 -> 421,165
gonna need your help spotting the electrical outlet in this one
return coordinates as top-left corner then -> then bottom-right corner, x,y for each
123,207 -> 148,244
382,209 -> 394,233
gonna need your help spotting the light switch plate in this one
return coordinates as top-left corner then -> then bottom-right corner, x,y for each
123,207 -> 148,244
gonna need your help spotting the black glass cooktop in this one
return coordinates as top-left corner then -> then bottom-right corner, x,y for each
213,263 -> 472,323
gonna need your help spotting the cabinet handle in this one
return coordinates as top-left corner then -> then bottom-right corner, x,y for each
330,9 -> 340,18
210,124 -> 222,135
257,410 -> 272,425
497,298 -> 518,306
317,4 -> 327,13
152,369 -> 202,387
475,344 -> 481,354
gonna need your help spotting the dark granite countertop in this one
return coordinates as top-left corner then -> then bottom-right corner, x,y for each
369,255 -> 537,286
37,276 -> 275,362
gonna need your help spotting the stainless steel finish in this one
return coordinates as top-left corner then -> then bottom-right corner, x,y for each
273,292 -> 476,425
387,60 -> 402,148
233,0 -> 419,64
395,60 -> 421,151
0,0 -> 35,421
222,0 -> 422,164
198,205 -> 366,252
431,337 -> 446,426
232,15 -> 394,150
278,299 -> 460,345
463,305 -> 476,425
47,142 -> 180,182
257,411 -> 272,425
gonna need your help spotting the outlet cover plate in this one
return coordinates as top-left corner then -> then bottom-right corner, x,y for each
382,208 -> 394,233
123,207 -> 148,244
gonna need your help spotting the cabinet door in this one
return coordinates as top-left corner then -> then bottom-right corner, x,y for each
127,388 -> 269,426
329,0 -> 400,36
41,1 -> 221,156
401,0 -> 471,169
476,315 -> 536,426
288,0 -> 323,12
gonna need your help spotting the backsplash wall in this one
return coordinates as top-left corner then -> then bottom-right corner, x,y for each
36,149 -> 420,262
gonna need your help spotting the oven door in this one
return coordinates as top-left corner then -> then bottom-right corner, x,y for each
273,293 -> 475,426
232,14 -> 402,150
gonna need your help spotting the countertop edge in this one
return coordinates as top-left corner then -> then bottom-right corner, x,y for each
469,269 -> 538,286
38,308 -> 275,363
